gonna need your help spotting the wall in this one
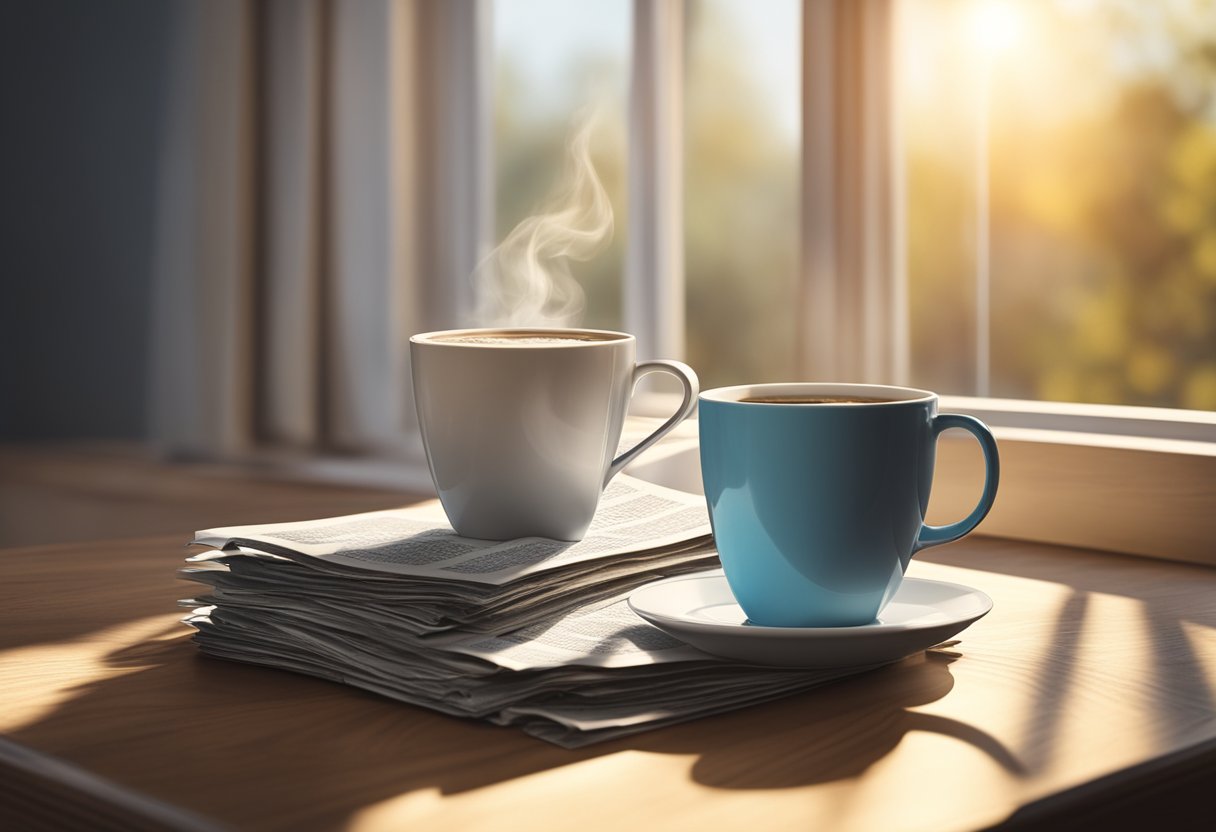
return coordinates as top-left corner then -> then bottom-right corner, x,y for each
0,0 -> 171,439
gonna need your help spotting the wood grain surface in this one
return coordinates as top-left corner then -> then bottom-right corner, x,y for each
2,451 -> 1216,830
0,443 -> 422,548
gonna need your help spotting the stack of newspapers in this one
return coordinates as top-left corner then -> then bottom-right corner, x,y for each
180,475 -> 875,747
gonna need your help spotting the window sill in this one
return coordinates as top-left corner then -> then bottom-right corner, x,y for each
938,395 -> 1216,443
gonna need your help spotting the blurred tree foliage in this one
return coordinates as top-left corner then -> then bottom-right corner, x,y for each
989,85 -> 1216,409
909,0 -> 1216,409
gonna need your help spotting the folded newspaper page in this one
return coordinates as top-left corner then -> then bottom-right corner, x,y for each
183,475 -> 717,637
180,540 -> 717,637
182,475 -> 905,747
192,475 -> 711,586
183,591 -> 891,748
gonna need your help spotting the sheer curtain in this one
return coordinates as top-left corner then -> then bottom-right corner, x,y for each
148,0 -> 490,459
146,0 -> 902,459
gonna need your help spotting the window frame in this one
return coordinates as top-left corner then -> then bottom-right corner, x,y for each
625,0 -> 684,360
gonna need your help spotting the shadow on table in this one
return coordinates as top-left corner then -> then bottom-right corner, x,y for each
7,633 -> 1020,830
921,538 -> 1216,766
641,650 -> 1023,790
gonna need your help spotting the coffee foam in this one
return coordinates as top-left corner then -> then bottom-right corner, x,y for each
432,332 -> 617,346
739,395 -> 900,404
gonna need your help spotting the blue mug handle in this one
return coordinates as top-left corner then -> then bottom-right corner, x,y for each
915,413 -> 1000,552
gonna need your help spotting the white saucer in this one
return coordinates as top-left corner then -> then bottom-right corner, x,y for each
627,570 -> 992,668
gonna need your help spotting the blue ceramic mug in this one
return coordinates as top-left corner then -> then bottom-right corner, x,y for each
699,383 -> 999,627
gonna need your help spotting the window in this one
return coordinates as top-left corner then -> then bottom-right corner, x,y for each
484,0 -> 1215,415
480,0 -> 1215,567
900,0 -> 1216,410
229,0 -> 1208,563
146,0 -> 1214,561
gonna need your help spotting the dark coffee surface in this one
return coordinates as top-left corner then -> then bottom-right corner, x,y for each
739,395 -> 901,404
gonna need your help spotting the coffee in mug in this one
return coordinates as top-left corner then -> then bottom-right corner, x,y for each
699,383 -> 999,627
432,332 -> 612,346
410,328 -> 699,541
738,395 -> 895,404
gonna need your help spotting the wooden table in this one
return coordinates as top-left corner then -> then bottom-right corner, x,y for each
3,466 -> 1216,830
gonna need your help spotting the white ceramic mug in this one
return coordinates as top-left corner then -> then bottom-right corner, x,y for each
410,328 -> 699,541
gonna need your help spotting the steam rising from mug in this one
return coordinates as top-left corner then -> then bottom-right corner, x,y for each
473,117 -> 613,328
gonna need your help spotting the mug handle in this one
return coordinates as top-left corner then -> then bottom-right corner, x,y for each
604,360 -> 700,486
915,413 -> 1001,552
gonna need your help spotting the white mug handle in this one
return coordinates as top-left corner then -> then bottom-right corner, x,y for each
604,360 -> 700,486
